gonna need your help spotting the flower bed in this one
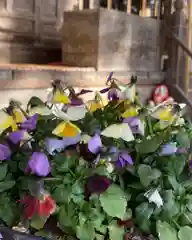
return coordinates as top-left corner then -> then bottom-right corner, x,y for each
0,74 -> 192,240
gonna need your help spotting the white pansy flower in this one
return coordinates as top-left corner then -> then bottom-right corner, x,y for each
144,189 -> 163,208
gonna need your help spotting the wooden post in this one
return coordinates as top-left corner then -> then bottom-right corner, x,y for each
141,0 -> 147,16
127,0 -> 132,14
79,0 -> 84,10
186,0 -> 192,92
107,0 -> 112,10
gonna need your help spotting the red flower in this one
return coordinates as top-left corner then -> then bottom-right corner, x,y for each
21,194 -> 56,219
22,195 -> 39,219
38,195 -> 56,216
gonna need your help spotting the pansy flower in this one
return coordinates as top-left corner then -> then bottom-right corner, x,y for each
86,175 -> 111,195
52,122 -> 81,138
0,144 -> 11,160
123,117 -> 144,135
46,134 -> 80,155
20,114 -> 38,131
79,134 -> 102,162
8,130 -> 31,145
109,147 -> 133,168
26,152 -> 51,177
21,193 -> 56,219
159,142 -> 177,156
0,110 -> 17,132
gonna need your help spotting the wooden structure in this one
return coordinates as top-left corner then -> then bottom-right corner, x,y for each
0,0 -> 78,63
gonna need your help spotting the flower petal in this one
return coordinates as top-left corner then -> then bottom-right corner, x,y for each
159,142 -> 177,156
0,144 -> 11,160
21,114 -> 38,131
45,138 -> 66,155
28,152 -> 50,176
8,130 -> 24,144
86,175 -> 111,194
88,134 -> 102,154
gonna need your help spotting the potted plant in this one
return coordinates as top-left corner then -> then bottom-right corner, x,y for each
0,74 -> 192,240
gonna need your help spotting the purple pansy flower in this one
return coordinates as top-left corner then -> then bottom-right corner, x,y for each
110,147 -> 133,168
88,134 -> 102,154
159,142 -> 177,156
189,160 -> 192,169
79,134 -> 102,162
20,114 -> 38,131
27,152 -> 50,176
123,117 -> 144,135
86,175 -> 111,195
108,88 -> 121,101
8,130 -> 25,144
70,97 -> 84,106
177,147 -> 187,154
0,144 -> 11,160
46,134 -> 81,155
117,152 -> 134,168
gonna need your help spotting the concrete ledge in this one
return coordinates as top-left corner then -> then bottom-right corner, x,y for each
0,64 -> 164,90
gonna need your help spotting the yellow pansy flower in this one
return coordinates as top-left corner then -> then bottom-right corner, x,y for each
53,90 -> 70,104
52,121 -> 81,138
0,110 -> 17,132
122,106 -> 138,118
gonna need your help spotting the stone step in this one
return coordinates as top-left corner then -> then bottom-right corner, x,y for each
0,64 -> 165,107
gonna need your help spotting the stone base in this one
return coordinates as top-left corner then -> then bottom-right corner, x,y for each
61,8 -> 161,71
0,64 -> 164,106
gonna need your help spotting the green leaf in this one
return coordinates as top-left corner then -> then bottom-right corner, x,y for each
58,203 -> 78,230
99,184 -> 127,219
30,216 -> 47,230
180,212 -> 192,225
135,202 -> 154,222
0,203 -> 17,226
138,164 -> 161,187
52,185 -> 71,204
0,164 -> 7,181
156,221 -> 178,240
27,96 -> 44,109
166,156 -> 186,177
108,223 -> 124,240
185,195 -> 192,212
76,222 -> 95,240
135,134 -> 164,154
95,234 -> 105,240
176,129 -> 190,148
0,180 -> 15,192
178,226 -> 192,240
161,190 -> 179,219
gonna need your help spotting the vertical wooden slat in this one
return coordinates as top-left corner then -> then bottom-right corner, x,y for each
6,0 -> 13,12
141,0 -> 147,16
127,0 -> 132,13
107,0 -> 112,10
185,0 -> 192,92
79,0 -> 84,10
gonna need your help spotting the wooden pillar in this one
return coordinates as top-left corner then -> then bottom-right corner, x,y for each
141,0 -> 147,16
186,0 -> 192,92
79,0 -> 84,10
107,0 -> 112,9
127,0 -> 132,13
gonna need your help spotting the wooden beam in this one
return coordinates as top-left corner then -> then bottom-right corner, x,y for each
127,0 -> 132,14
107,0 -> 112,10
141,0 -> 147,16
